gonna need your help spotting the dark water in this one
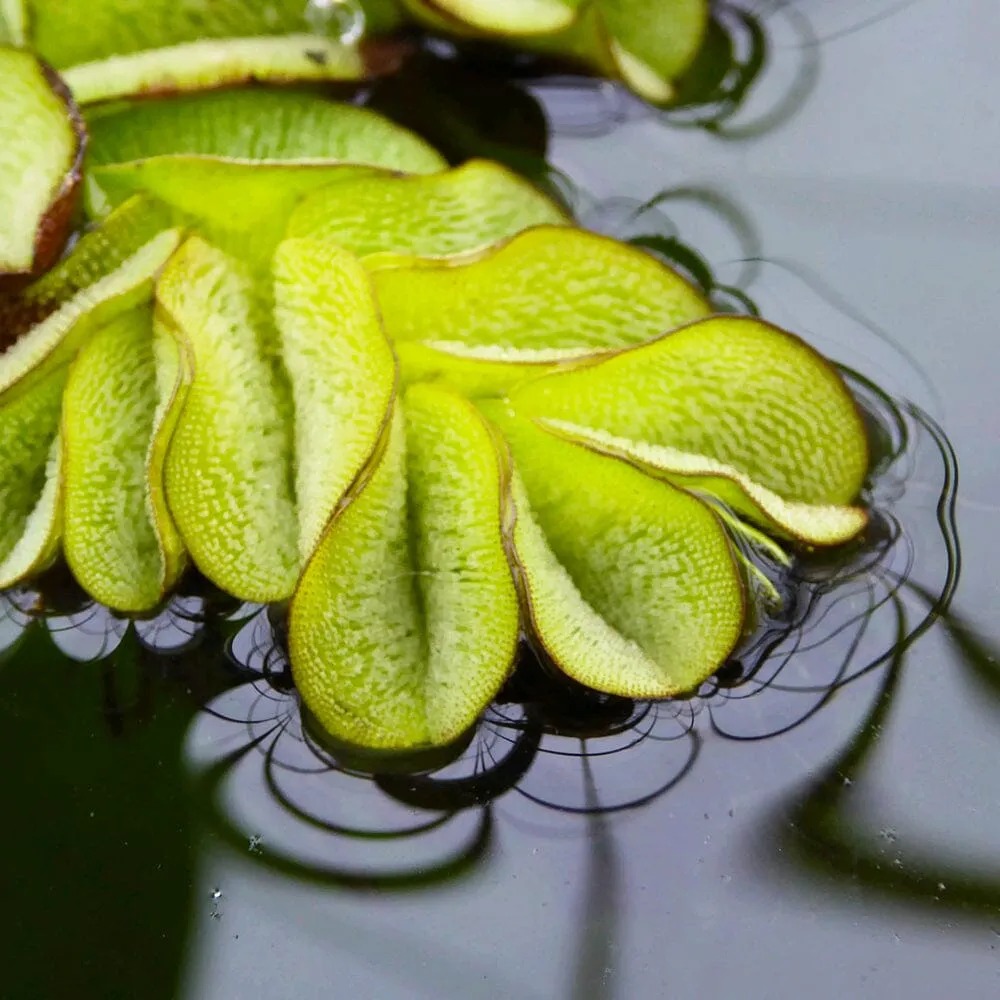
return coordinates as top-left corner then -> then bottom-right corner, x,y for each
3,2 -> 1000,997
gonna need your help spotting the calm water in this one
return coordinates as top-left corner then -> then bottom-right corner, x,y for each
3,2 -> 1000,997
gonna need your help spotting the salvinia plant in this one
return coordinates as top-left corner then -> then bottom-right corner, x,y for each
2,0 -> 718,106
0,8 -> 871,753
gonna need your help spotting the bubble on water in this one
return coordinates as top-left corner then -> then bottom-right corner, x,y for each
210,887 -> 223,900
304,0 -> 365,46
248,834 -> 263,854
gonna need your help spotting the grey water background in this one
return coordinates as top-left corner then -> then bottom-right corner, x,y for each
2,1 -> 1000,998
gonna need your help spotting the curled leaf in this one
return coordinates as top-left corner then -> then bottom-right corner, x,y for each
1,195 -> 182,397
156,236 -> 298,602
0,365 -> 65,586
0,46 -> 85,285
540,421 -> 868,546
63,35 -> 381,106
372,225 -> 709,392
61,306 -> 176,611
27,0 -> 404,70
286,159 -> 569,257
484,403 -> 745,698
290,386 -> 520,750
273,238 -> 396,561
511,316 -> 870,507
415,0 -> 582,35
85,86 -> 445,180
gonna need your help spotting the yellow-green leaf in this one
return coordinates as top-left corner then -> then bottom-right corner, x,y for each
286,159 -> 569,258
0,46 -> 84,282
511,316 -> 870,507
156,236 -> 298,602
272,238 -> 396,562
61,306 -> 174,611
0,365 -> 66,585
290,386 -> 520,750
484,404 -> 745,698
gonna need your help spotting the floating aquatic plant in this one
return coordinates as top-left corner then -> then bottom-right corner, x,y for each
0,0 -> 753,110
0,41 -> 872,752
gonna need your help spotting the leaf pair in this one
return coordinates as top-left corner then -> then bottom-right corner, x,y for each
278,240 -> 519,750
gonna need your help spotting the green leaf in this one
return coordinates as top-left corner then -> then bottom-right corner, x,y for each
511,315 -> 870,507
62,35 -> 375,106
372,224 -> 709,352
598,0 -> 709,103
0,432 -> 62,589
0,46 -> 85,282
290,386 -> 520,750
0,365 -> 66,582
539,421 -> 868,547
417,0 -> 583,35
88,157 -> 379,265
483,403 -> 745,697
0,195 -> 183,401
272,238 -> 396,562
286,159 -> 569,257
28,0 -> 403,70
84,88 -> 446,172
156,236 -> 298,602
61,306 -> 175,611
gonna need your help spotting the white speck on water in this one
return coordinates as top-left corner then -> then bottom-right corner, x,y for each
304,0 -> 365,45
249,834 -> 263,854
938,882 -> 947,892
210,887 -> 223,901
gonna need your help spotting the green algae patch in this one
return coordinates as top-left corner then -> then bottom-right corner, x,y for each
286,159 -> 569,258
273,238 -> 396,562
0,46 -> 85,284
85,89 -> 446,173
511,316 -> 870,510
61,306 -> 173,611
290,386 -> 520,751
372,226 -> 709,390
484,404 -> 745,698
0,196 -> 182,399
156,236 -> 298,602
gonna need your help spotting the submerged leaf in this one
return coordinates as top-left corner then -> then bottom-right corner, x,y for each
290,386 -> 520,750
511,316 -> 870,507
484,403 -> 745,697
273,238 -> 396,562
0,46 -> 85,283
61,306 -> 174,611
156,236 -> 298,602
286,159 -> 569,257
